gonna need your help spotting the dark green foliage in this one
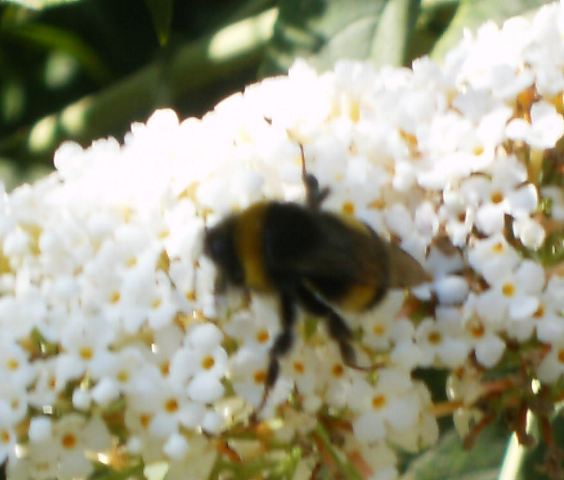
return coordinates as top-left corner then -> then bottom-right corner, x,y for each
0,0 -> 555,185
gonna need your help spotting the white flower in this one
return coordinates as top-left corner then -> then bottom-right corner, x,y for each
163,432 -> 190,460
1,2 -> 564,473
415,313 -> 470,368
537,338 -> 564,383
468,233 -> 521,285
165,435 -> 217,480
505,289 -> 563,343
440,188 -> 476,246
350,369 -> 423,444
0,286 -> 47,341
459,155 -> 538,236
506,100 -> 564,149
511,216 -> 545,250
223,295 -> 280,352
27,359 -> 63,409
0,381 -> 28,425
28,416 -> 52,443
229,346 -> 292,416
168,323 -> 228,404
475,260 -> 545,326
91,377 -> 120,406
145,382 -> 204,439
90,346 -> 148,393
0,420 -> 16,464
72,388 -> 92,411
434,275 -> 469,305
361,291 -> 406,350
0,339 -> 34,388
460,312 -> 506,368
58,313 -> 115,380
17,414 -> 111,480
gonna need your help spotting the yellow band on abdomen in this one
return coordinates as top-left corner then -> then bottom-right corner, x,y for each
339,282 -> 378,312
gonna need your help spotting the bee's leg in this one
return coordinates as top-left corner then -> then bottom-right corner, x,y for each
213,270 -> 227,295
298,143 -> 330,210
253,291 -> 297,419
296,285 -> 376,371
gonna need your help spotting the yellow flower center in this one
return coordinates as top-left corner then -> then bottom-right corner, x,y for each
126,257 -> 137,267
1,430 -> 11,445
490,191 -> 504,204
165,398 -> 179,413
533,305 -> 545,318
256,329 -> 270,344
253,370 -> 266,384
79,346 -> 93,361
140,414 -> 151,428
470,322 -> 485,338
428,331 -> 442,345
6,358 -> 19,371
372,324 -> 386,336
502,283 -> 515,297
349,101 -> 361,123
61,433 -> 77,449
371,394 -> 387,410
332,364 -> 344,378
201,355 -> 215,370
293,361 -> 305,374
342,201 -> 355,216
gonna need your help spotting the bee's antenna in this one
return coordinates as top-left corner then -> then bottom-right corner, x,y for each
298,142 -> 308,184
202,208 -> 209,236
298,142 -> 329,210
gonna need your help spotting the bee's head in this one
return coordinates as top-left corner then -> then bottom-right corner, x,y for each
203,216 -> 244,286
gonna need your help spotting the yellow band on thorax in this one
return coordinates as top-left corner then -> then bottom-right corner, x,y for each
235,203 -> 270,290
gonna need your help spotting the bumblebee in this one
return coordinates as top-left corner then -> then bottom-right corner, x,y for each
203,144 -> 429,412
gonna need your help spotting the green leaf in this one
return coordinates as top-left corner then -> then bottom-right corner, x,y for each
407,0 -> 459,62
0,0 -> 80,10
144,0 -> 173,46
0,8 -> 276,161
371,0 -> 420,67
4,22 -> 111,83
431,0 -> 554,60
403,425 -> 508,480
261,0 -> 420,75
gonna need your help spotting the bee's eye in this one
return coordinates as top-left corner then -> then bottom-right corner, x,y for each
203,220 -> 234,262
203,221 -> 243,285
206,234 -> 226,259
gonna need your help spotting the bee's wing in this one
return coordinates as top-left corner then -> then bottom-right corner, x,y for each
386,243 -> 430,288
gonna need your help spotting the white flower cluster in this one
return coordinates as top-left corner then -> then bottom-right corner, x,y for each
1,2 -> 564,479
